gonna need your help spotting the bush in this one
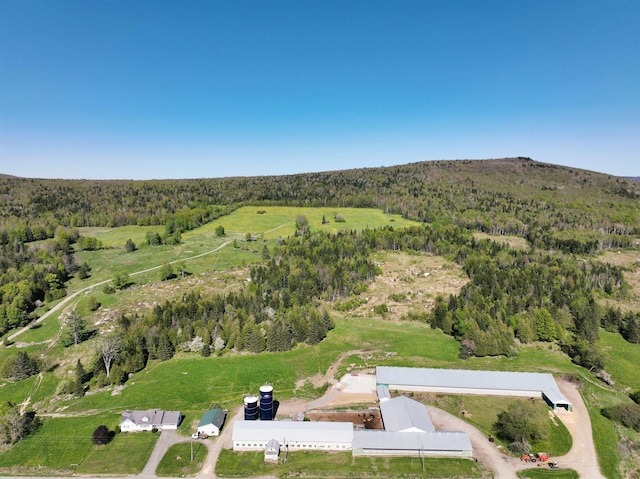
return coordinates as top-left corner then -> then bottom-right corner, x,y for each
373,304 -> 389,316
601,403 -> 640,431
92,425 -> 113,445
629,391 -> 640,405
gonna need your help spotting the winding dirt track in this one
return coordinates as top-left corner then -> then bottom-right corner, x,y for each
7,241 -> 232,343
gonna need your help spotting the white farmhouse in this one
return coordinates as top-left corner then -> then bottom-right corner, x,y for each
120,409 -> 182,432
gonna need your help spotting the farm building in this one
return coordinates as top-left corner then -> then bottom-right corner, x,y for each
353,430 -> 473,457
197,408 -> 227,437
264,439 -> 280,463
376,366 -> 572,411
119,409 -> 182,432
379,395 -> 434,433
232,420 -> 353,452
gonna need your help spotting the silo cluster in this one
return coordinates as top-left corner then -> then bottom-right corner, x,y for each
243,382 -> 274,421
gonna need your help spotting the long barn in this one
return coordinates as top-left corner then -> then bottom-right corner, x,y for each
376,366 -> 572,411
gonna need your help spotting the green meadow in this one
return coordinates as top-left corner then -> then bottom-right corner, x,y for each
216,449 -> 489,478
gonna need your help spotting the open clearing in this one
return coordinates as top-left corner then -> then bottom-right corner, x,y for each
343,250 -> 468,321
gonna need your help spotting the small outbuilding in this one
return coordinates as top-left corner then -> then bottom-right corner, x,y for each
197,408 -> 227,437
264,438 -> 280,463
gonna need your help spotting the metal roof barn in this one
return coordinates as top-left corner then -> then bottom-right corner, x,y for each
379,395 -> 435,432
376,366 -> 572,411
232,420 -> 353,452
353,430 -> 472,457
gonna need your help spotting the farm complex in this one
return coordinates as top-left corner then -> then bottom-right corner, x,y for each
232,366 -> 571,461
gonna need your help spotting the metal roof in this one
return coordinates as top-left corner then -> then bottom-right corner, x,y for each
232,420 -> 354,443
120,409 -> 182,427
379,396 -> 434,432
198,408 -> 226,428
377,384 -> 391,402
353,430 -> 472,453
376,366 -> 571,407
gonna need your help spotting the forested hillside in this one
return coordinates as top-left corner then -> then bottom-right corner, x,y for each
1,158 -> 638,355
2,158 -> 638,251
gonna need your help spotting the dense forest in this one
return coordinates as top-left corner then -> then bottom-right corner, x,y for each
1,158 -> 639,379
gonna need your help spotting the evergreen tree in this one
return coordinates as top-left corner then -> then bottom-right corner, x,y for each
75,359 -> 85,397
63,310 -> 90,347
92,425 -> 112,445
2,351 -> 40,380
157,332 -> 175,360
124,238 -> 136,252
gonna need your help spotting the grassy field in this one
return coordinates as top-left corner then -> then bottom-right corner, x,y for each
216,449 -> 490,478
517,468 -> 578,479
214,206 -> 420,239
415,393 -> 572,456
599,329 -> 640,391
155,441 -> 208,477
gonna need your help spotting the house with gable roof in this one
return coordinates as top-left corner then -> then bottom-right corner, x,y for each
120,409 -> 182,432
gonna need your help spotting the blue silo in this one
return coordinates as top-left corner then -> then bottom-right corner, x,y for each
243,395 -> 259,421
259,383 -> 274,420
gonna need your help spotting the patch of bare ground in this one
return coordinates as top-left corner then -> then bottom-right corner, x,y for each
597,250 -> 640,311
473,232 -> 529,250
306,409 -> 383,429
345,251 -> 468,321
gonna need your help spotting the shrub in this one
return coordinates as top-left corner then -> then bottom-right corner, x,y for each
373,304 -> 389,316
601,403 -> 640,431
92,425 -> 113,445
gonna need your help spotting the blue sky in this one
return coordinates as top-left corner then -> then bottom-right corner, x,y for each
1,0 -> 638,179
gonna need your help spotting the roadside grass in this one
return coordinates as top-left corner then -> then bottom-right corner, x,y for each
581,381 -> 623,479
599,329 -> 640,391
155,441 -> 208,477
517,468 -> 578,479
416,394 -> 572,456
13,314 -> 62,344
215,449 -> 489,478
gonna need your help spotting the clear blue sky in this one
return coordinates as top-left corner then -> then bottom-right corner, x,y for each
1,0 -> 638,179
